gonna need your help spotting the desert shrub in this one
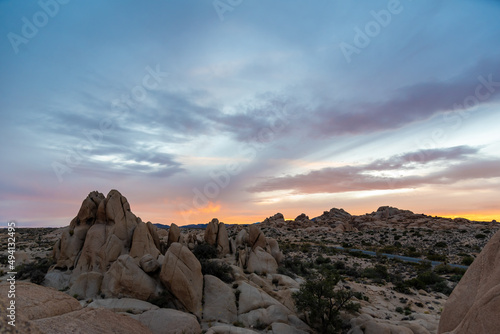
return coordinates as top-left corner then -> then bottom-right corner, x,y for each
192,244 -> 218,260
333,261 -> 346,270
293,272 -> 360,334
361,264 -> 389,283
475,233 -> 486,239
434,242 -> 447,248
278,257 -> 312,278
200,260 -> 233,283
15,257 -> 54,285
379,246 -> 398,254
434,264 -> 466,275
315,255 -> 331,265
404,270 -> 452,294
461,256 -> 474,266
426,253 -> 447,262
341,242 -> 352,249
300,243 -> 311,253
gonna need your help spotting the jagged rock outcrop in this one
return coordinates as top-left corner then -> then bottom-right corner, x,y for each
294,213 -> 311,225
248,225 -> 267,250
262,213 -> 286,227
438,228 -> 500,334
205,218 -> 219,245
52,191 -> 105,270
70,190 -> 146,276
204,219 -> 231,257
374,206 -> 414,219
217,222 -> 230,256
167,223 -> 181,247
160,242 -> 203,318
49,190 -> 163,299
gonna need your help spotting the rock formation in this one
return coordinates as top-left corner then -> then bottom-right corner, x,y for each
438,228 -> 500,334
44,190 -> 309,333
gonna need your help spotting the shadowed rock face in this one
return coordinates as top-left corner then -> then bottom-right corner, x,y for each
49,190 -> 163,301
438,228 -> 500,334
52,190 -> 161,274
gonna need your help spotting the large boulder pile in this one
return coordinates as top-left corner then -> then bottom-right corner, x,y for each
438,228 -> 500,334
45,190 -> 304,334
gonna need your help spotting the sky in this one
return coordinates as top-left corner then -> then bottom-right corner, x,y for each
1,0 -> 500,228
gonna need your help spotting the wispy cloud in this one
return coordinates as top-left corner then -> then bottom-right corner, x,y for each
248,146 -> 500,194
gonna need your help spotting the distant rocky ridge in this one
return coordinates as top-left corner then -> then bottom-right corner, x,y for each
42,190 -> 306,334
261,205 -> 496,231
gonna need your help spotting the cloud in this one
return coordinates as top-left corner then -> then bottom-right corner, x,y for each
308,57 -> 500,137
248,146 -> 499,194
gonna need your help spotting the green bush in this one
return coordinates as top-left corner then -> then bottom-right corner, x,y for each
200,260 -> 233,283
461,256 -> 474,266
192,244 -> 218,260
361,264 -> 389,282
293,273 -> 360,334
426,253 -> 447,262
278,257 -> 312,278
15,258 -> 54,285
333,261 -> 346,270
315,255 -> 331,265
434,264 -> 466,275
